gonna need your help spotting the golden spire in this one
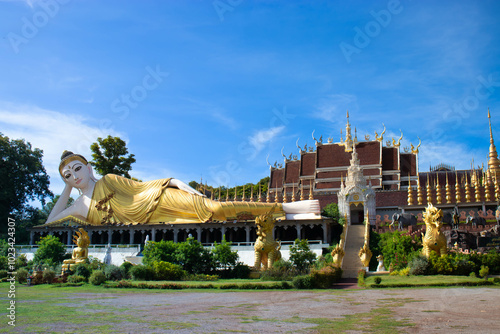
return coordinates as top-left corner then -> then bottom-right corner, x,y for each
407,173 -> 414,206
266,187 -> 270,203
275,189 -> 279,203
250,185 -> 254,202
344,110 -> 353,152
464,175 -> 471,203
485,169 -> 491,202
292,183 -> 296,202
417,174 -> 423,205
309,179 -> 314,200
226,186 -> 229,201
426,174 -> 433,205
474,170 -> 481,202
283,185 -> 288,203
495,173 -> 500,201
455,171 -> 461,203
436,174 -> 442,204
234,186 -> 238,201
242,185 -> 246,201
258,184 -> 262,203
487,108 -> 500,177
445,172 -> 452,204
218,186 -> 221,201
300,183 -> 305,201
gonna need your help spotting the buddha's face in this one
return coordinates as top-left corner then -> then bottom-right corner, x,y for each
61,160 -> 92,189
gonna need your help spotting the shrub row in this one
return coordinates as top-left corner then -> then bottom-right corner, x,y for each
370,281 -> 495,288
104,280 -> 294,290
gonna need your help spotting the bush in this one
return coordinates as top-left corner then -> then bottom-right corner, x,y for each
310,264 -> 342,288
479,265 -> 489,279
130,265 -> 155,281
68,274 -> 86,283
378,231 -> 420,271
212,237 -> 239,270
357,269 -> 366,287
175,238 -> 215,274
153,261 -> 186,281
409,255 -> 429,276
0,270 -> 7,279
261,259 -> 298,281
73,263 -> 92,279
289,239 -> 317,272
292,274 -> 313,289
16,268 -> 28,284
469,272 -> 477,278
120,261 -> 133,279
143,240 -> 178,266
42,268 -> 56,284
231,262 -> 251,279
33,235 -> 67,265
104,265 -> 123,281
184,273 -> 219,281
390,267 -> 410,276
89,270 -> 107,285
374,276 -> 382,285
16,254 -> 28,269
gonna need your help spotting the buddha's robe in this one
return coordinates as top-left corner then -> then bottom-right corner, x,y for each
86,174 -> 283,225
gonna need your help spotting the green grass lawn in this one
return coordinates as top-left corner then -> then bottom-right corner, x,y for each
365,274 -> 499,287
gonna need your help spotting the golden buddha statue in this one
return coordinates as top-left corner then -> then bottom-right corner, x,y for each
46,151 -> 320,226
62,228 -> 89,273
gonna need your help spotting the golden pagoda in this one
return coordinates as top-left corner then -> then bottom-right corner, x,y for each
464,175 -> 471,203
407,174 -> 414,205
487,108 -> 500,177
436,175 -> 442,204
426,174 -> 433,205
417,174 -> 423,205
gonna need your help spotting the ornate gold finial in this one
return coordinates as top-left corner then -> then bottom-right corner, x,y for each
426,174 -> 433,205
343,110 -> 353,152
411,137 -> 421,154
455,171 -> 462,203
250,185 -> 254,202
417,174 -> 423,205
474,170 -> 482,202
445,172 -> 452,204
210,188 -> 214,200
300,183 -> 305,201
266,187 -> 270,203
375,123 -> 386,142
392,130 -> 403,147
226,185 -> 230,201
365,134 -> 370,141
464,175 -> 472,203
283,185 -> 288,203
291,183 -> 296,202
309,179 -> 314,200
436,175 -> 442,204
407,173 -> 414,206
234,186 -> 238,201
218,187 -> 221,201
242,185 -> 246,202
274,188 -> 279,203
258,184 -> 262,203
487,108 -> 500,177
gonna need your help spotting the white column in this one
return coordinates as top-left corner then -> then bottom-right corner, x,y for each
296,223 -> 301,240
67,230 -> 72,245
245,225 -> 250,243
129,229 -> 134,245
151,228 -> 156,242
221,226 -> 226,241
173,228 -> 178,243
197,227 -> 201,242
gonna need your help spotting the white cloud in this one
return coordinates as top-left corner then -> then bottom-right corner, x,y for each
418,141 -> 486,172
0,102 -> 126,196
313,94 -> 358,124
249,126 -> 285,153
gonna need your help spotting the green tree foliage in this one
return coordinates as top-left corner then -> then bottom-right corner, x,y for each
289,239 -> 317,272
189,177 -> 270,200
175,238 -> 214,274
90,135 -> 136,178
142,240 -> 177,266
0,133 -> 52,236
33,235 -> 67,266
212,237 -> 239,270
378,231 -> 421,270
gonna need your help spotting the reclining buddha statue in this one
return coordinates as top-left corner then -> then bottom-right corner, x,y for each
45,151 -> 320,226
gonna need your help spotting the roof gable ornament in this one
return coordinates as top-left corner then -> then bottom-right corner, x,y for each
392,130 -> 403,147
375,123 -> 386,142
411,137 -> 421,154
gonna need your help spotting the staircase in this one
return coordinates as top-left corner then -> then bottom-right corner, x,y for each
341,224 -> 366,278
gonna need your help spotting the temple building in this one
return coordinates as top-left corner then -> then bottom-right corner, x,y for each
268,110 -> 500,226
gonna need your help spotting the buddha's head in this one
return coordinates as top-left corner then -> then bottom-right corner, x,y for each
59,151 -> 97,190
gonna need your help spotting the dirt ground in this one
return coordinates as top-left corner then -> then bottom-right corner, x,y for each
9,287 -> 500,333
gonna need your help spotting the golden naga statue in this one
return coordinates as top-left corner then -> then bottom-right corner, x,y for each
45,151 -> 320,226
253,208 -> 281,271
331,223 -> 347,267
62,228 -> 90,273
358,218 -> 372,267
421,204 -> 448,257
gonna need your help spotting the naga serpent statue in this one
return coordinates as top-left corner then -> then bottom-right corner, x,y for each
358,217 -> 372,268
253,208 -> 282,271
422,204 -> 448,257
331,223 -> 346,267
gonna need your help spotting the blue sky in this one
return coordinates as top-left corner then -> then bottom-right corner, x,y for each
1,0 -> 500,201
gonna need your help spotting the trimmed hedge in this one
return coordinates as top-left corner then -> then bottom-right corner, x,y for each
370,281 -> 494,288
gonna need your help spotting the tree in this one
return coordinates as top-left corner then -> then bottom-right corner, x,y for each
322,203 -> 345,225
89,136 -> 136,178
212,236 -> 239,270
175,238 -> 215,274
33,235 -> 67,266
289,239 -> 317,272
0,133 -> 53,236
142,240 -> 178,266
